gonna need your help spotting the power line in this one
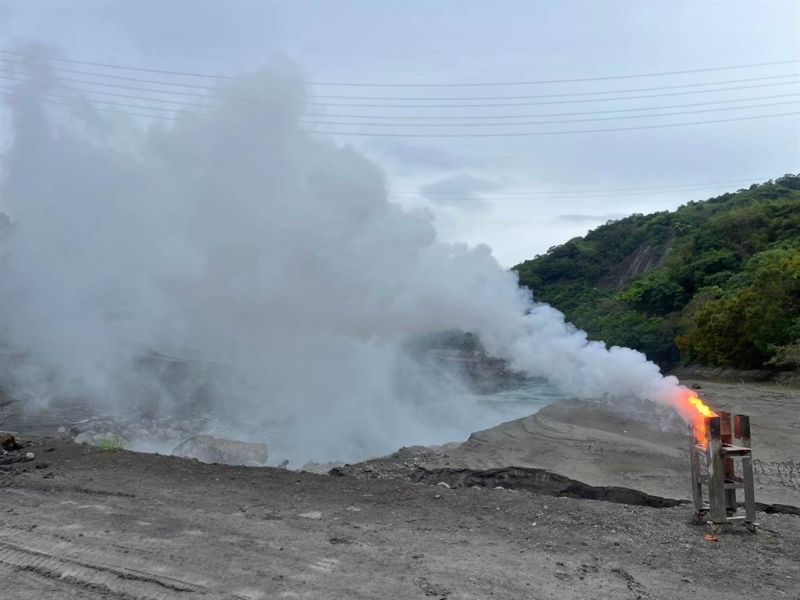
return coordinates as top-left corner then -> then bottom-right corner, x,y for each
4,89 -> 797,137
0,58 -> 218,90
0,86 -> 210,115
307,112 -> 800,137
3,71 -> 798,109
300,100 -> 800,127
1,48 -> 797,87
0,75 -> 211,107
0,49 -> 243,81
0,73 -> 211,98
3,57 -> 797,100
0,91 -> 178,121
5,84 -> 797,128
309,81 -> 800,108
305,93 -> 800,120
307,75 -> 800,101
4,74 -> 799,121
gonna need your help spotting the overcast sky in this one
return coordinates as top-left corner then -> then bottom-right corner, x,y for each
1,0 -> 798,266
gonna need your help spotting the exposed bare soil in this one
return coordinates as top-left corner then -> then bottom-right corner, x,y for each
1,378 -> 799,599
415,378 -> 800,507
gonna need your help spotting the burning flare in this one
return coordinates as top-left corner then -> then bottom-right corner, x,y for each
676,388 -> 718,447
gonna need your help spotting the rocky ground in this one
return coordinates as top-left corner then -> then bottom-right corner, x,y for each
1,378 -> 799,599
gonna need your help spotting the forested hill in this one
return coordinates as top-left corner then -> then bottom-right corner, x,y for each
513,174 -> 800,371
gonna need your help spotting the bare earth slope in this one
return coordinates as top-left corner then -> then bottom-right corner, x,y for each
1,378 -> 799,599
424,379 -> 800,507
1,439 -> 799,600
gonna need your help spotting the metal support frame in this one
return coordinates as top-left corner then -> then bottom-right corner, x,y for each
690,411 -> 757,532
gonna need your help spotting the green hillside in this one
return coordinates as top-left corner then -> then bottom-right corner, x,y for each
513,174 -> 800,371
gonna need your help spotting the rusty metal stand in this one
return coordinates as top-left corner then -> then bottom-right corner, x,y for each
690,411 -> 757,533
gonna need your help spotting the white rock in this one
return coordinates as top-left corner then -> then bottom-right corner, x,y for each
494,486 -> 505,490
73,432 -> 93,445
298,511 -> 323,520
24,452 -> 35,460
436,481 -> 451,489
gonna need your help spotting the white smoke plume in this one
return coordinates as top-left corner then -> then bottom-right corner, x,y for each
0,55 -> 690,463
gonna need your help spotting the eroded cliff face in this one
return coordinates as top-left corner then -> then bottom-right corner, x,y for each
596,229 -> 676,290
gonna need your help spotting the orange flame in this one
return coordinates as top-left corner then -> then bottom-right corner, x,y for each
677,389 -> 718,447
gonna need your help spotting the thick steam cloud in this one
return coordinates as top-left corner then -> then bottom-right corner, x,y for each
0,56 -> 688,463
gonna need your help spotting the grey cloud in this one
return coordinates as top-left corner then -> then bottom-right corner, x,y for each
420,174 -> 504,211
367,140 -> 462,170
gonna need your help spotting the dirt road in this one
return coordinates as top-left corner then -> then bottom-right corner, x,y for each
1,437 -> 799,600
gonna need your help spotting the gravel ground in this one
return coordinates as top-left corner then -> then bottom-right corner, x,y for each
1,437 -> 799,600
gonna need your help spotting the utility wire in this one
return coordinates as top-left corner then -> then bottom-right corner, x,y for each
307,112 -> 800,137
0,58 -> 219,90
0,73 -> 211,98
0,91 -> 178,121
0,49 -> 243,81
305,93 -> 800,120
0,86 -> 210,115
4,75 -> 798,119
308,74 -> 800,100
300,100 -> 800,127
3,57 -> 797,100
4,90 -> 797,138
3,72 -> 798,108
5,84 -> 797,127
0,75 -> 212,107
308,81 -> 800,108
1,49 -> 797,87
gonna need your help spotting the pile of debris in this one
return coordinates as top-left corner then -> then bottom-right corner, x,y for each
67,417 -> 269,467
69,415 -> 209,449
0,432 -> 35,465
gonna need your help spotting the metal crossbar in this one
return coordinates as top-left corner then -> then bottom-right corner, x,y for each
690,411 -> 757,532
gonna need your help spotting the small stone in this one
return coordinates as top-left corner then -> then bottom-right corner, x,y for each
436,482 -> 450,489
345,506 -> 361,512
73,433 -> 93,445
298,511 -> 322,520
494,486 -> 505,490
434,494 -> 441,499
24,452 -> 35,461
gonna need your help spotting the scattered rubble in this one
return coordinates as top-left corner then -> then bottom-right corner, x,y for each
0,434 -> 34,466
1,434 -> 21,452
172,435 -> 268,466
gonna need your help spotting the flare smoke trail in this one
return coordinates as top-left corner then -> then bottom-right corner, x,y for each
0,56 -> 691,462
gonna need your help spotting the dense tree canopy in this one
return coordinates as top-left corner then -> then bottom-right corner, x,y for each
513,175 -> 800,370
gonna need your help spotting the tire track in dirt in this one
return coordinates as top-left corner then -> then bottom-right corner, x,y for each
0,538 -> 215,600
